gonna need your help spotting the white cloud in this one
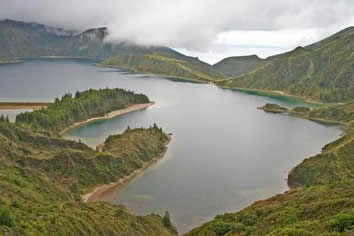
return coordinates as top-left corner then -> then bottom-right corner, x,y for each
1,0 -> 353,63
179,28 -> 326,64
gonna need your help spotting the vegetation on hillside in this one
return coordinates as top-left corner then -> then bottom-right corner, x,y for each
0,19 -> 197,61
216,27 -> 354,103
187,102 -> 354,235
0,58 -> 19,64
16,88 -> 149,132
308,102 -> 354,123
0,119 -> 175,235
187,184 -> 353,236
213,55 -> 268,77
101,54 -> 226,81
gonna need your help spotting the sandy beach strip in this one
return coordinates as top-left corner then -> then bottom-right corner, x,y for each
82,137 -> 170,202
0,102 -> 51,110
60,102 -> 154,135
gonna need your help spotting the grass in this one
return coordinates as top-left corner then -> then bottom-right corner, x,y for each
100,53 -> 226,82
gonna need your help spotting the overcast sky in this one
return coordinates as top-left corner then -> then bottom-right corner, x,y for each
1,0 -> 353,63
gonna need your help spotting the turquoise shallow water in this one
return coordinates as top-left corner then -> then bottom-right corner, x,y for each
0,60 -> 342,233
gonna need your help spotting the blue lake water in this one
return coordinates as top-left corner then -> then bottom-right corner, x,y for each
0,60 -> 342,233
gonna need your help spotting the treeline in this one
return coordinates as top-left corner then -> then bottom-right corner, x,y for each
0,115 -> 9,123
16,88 -> 149,132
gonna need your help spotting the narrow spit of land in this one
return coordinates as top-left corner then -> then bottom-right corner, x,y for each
82,136 -> 171,202
0,102 -> 52,110
60,102 -> 154,134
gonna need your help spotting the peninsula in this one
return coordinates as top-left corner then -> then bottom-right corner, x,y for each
0,88 -> 176,235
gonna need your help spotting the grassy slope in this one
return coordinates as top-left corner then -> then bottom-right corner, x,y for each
0,121 -> 175,235
213,55 -> 268,77
100,54 -> 226,81
216,27 -> 354,103
187,103 -> 354,235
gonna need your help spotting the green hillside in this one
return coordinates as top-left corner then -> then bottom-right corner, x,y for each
0,88 -> 176,235
0,119 -> 175,235
213,55 -> 268,77
187,184 -> 353,236
0,19 -> 224,81
187,103 -> 354,236
216,27 -> 354,103
0,19 -> 184,60
100,54 -> 226,81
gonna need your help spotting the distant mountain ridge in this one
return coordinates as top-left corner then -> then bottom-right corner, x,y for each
0,19 -> 183,60
101,53 -> 226,81
1,20 -> 353,95
215,26 -> 354,103
0,19 -> 225,81
213,54 -> 268,77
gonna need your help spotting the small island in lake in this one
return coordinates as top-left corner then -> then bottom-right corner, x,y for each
258,103 -> 288,113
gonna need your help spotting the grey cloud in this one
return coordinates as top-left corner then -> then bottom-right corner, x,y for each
0,0 -> 353,51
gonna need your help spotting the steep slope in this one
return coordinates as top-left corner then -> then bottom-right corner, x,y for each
213,55 -> 268,77
305,26 -> 354,50
216,27 -> 354,103
0,120 -> 175,235
0,19 -> 227,81
101,54 -> 226,81
187,103 -> 354,236
0,19 -> 70,58
0,19 -> 183,60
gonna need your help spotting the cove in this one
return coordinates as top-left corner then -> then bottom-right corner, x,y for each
0,59 -> 342,233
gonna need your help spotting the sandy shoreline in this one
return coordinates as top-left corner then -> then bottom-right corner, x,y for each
82,137 -> 171,202
60,102 -> 154,135
0,102 -> 51,110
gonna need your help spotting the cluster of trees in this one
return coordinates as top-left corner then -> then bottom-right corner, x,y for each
0,206 -> 13,228
16,88 -> 149,132
0,115 -> 9,123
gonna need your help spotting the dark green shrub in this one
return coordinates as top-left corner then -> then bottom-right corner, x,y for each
212,221 -> 233,236
0,206 -> 14,227
162,211 -> 172,228
240,213 -> 258,226
329,212 -> 354,232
